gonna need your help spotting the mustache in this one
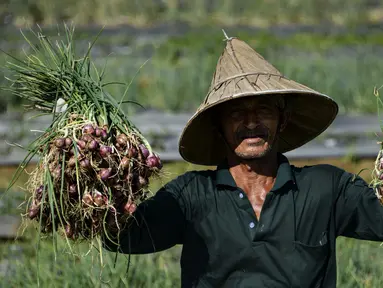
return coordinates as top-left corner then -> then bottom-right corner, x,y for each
236,126 -> 269,139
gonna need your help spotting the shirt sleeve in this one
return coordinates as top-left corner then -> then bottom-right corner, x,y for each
335,171 -> 383,241
102,176 -> 189,254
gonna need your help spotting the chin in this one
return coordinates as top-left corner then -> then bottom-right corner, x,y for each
235,148 -> 271,160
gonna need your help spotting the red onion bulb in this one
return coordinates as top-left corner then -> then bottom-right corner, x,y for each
116,134 -> 128,146
95,128 -> 102,137
80,159 -> 90,169
138,176 -> 148,187
123,201 -> 137,215
65,138 -> 72,148
82,193 -> 93,206
65,223 -> 74,239
93,191 -> 107,207
88,140 -> 99,151
28,205 -> 40,219
128,146 -> 138,158
77,140 -> 86,150
67,157 -> 76,168
68,184 -> 77,195
55,138 -> 65,149
101,130 -> 108,141
99,168 -> 112,181
146,154 -> 159,168
120,157 -> 130,170
82,134 -> 93,143
139,144 -> 149,159
82,124 -> 95,135
99,145 -> 112,158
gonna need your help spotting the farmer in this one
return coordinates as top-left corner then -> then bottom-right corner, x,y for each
103,36 -> 383,287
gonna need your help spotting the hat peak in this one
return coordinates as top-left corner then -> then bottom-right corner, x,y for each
221,29 -> 235,42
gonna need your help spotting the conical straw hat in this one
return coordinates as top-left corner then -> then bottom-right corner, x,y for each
179,36 -> 338,166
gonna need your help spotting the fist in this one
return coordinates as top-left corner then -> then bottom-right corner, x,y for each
376,186 -> 383,205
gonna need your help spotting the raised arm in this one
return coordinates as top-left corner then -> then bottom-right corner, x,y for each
102,177 -> 189,254
335,171 -> 383,241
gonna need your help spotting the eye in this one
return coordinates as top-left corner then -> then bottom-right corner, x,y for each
259,105 -> 272,110
228,109 -> 243,119
257,105 -> 275,115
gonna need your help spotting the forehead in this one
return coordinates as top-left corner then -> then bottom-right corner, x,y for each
219,96 -> 279,110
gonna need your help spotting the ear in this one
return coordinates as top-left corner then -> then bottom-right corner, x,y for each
211,109 -> 230,139
279,109 -> 291,132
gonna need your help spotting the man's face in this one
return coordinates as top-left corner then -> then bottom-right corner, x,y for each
218,97 -> 284,160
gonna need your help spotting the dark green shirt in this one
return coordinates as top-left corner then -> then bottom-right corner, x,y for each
103,154 -> 383,287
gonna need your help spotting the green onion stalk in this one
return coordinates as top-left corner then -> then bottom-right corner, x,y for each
3,26 -> 163,243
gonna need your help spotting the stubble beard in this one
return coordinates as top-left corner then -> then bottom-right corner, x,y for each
235,142 -> 273,160
235,133 -> 279,160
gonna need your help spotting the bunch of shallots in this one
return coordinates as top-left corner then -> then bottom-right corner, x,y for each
27,115 -> 162,240
4,26 -> 163,242
373,149 -> 383,205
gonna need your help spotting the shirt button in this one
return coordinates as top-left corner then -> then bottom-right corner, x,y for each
249,222 -> 255,229
239,193 -> 244,199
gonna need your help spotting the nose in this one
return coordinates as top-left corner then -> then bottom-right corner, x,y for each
243,111 -> 258,129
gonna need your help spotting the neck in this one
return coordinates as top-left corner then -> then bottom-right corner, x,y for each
227,152 -> 279,193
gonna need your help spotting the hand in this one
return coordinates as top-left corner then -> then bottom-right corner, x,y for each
104,200 -> 137,235
376,186 -> 383,205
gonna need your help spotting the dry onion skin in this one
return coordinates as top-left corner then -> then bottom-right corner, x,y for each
370,87 -> 383,205
4,26 -> 163,245
372,147 -> 383,205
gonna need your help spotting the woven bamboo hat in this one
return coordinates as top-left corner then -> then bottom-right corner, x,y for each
179,34 -> 338,166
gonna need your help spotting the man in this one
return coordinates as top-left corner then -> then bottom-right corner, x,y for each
103,36 -> 383,287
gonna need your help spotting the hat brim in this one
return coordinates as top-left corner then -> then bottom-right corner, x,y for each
178,90 -> 338,166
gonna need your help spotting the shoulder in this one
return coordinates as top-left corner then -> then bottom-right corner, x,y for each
292,163 -> 347,188
292,163 -> 345,177
163,169 -> 216,193
292,162 -> 370,189
161,170 -> 217,220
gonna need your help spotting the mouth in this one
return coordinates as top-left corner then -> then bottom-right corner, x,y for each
240,133 -> 267,140
238,135 -> 267,147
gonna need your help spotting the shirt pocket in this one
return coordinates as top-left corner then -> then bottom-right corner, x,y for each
291,232 -> 330,288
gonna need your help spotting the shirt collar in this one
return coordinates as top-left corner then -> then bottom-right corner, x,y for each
215,153 -> 296,192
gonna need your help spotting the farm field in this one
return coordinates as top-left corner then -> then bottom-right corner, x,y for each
1,158 -> 382,287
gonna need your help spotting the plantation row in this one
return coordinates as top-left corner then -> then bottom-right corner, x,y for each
2,30 -> 383,115
1,0 -> 380,27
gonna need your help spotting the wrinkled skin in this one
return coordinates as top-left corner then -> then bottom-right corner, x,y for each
218,96 -> 289,161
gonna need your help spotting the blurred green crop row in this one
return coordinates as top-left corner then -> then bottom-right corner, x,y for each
1,233 -> 382,288
0,0 -> 379,27
2,29 -> 382,115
